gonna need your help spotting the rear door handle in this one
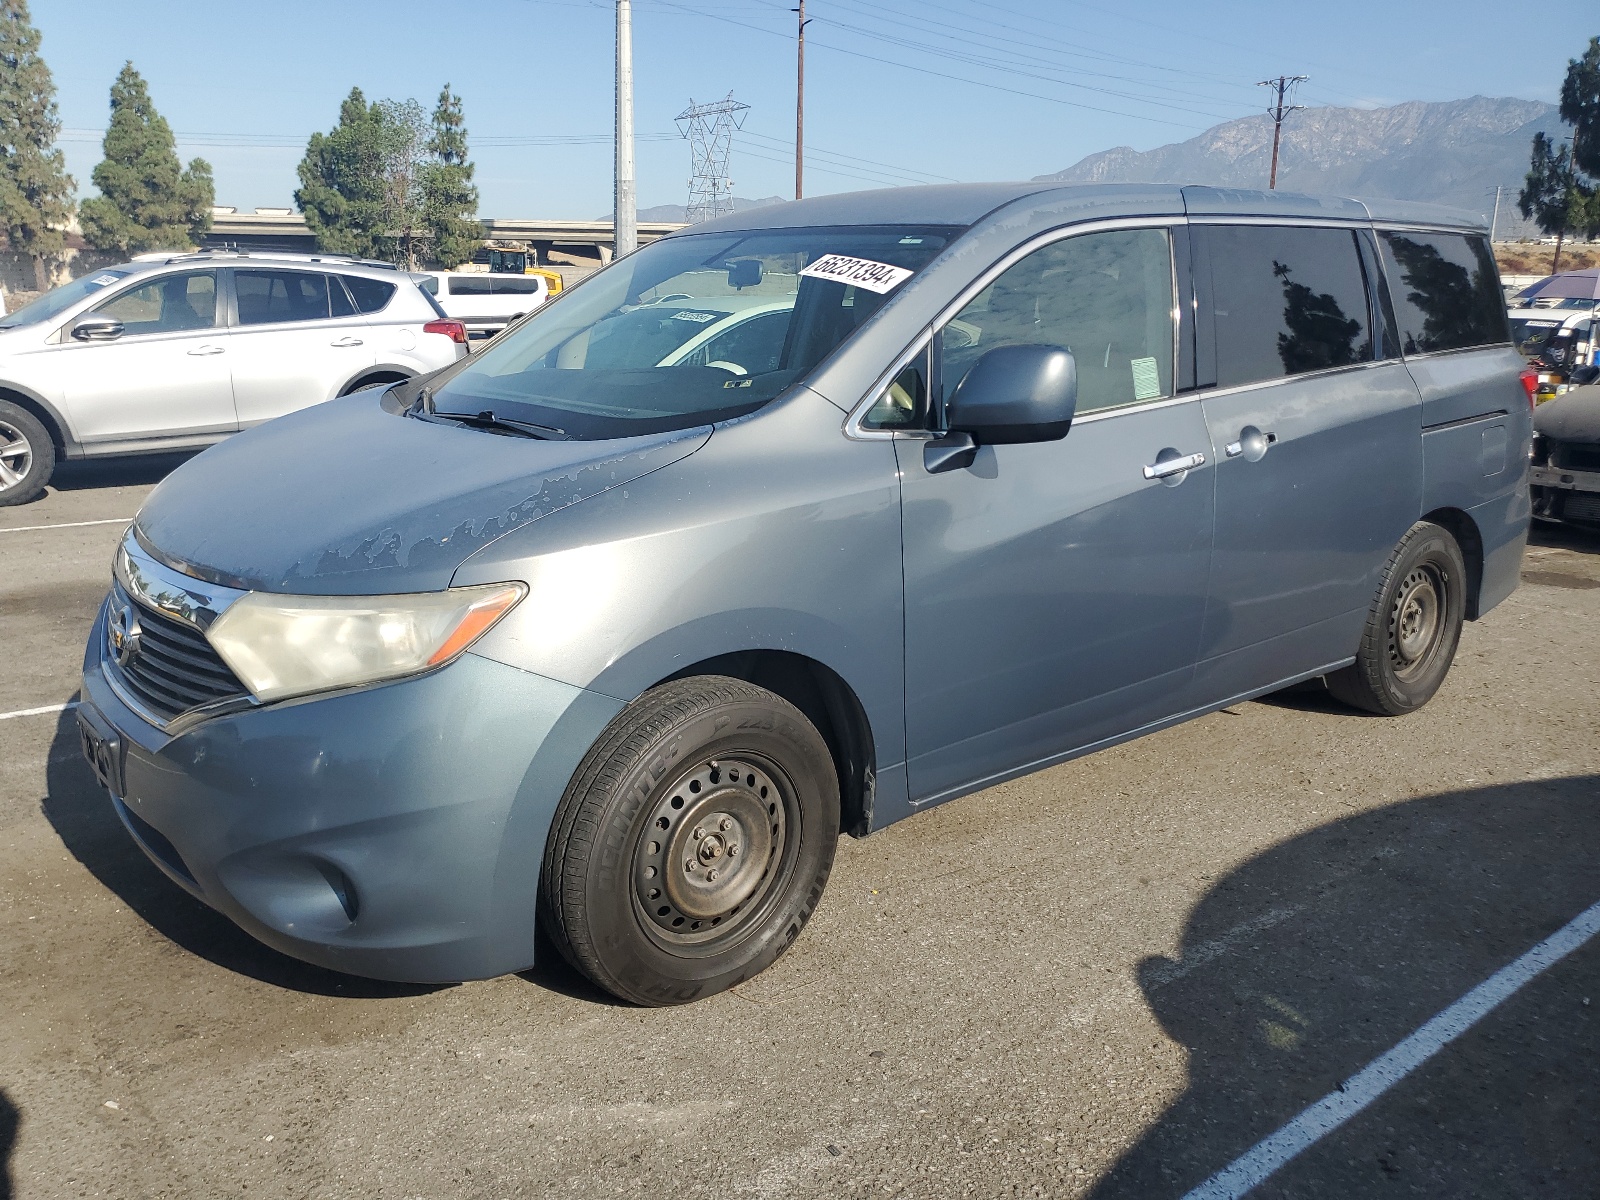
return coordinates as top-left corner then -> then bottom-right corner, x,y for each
186,345 -> 225,356
331,336 -> 364,347
1143,451 -> 1206,480
1224,427 -> 1276,460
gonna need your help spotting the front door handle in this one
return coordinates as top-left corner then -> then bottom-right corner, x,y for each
1143,451 -> 1206,480
330,336 -> 364,348
186,345 -> 225,356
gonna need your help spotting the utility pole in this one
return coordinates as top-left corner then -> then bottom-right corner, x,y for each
793,0 -> 810,199
614,0 -> 637,259
1258,74 -> 1307,190
1489,184 -> 1502,242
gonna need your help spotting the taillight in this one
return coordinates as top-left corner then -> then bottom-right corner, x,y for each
1519,367 -> 1539,407
424,319 -> 468,345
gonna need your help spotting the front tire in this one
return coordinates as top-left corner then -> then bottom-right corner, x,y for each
540,676 -> 840,1006
0,400 -> 54,507
1326,521 -> 1467,716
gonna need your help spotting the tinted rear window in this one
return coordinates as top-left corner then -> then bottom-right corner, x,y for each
448,276 -> 493,296
1378,231 -> 1508,354
491,277 -> 541,295
1206,225 -> 1374,390
341,275 -> 397,314
235,270 -> 332,325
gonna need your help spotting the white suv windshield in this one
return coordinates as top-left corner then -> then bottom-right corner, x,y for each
425,225 -> 956,439
0,269 -> 133,330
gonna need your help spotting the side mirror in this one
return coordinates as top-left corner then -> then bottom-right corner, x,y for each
947,344 -> 1077,444
71,314 -> 125,342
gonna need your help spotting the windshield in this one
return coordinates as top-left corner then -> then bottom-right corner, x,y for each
425,225 -> 957,438
0,268 -> 134,330
1511,317 -> 1568,359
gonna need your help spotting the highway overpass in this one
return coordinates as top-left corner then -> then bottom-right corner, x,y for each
202,208 -> 687,262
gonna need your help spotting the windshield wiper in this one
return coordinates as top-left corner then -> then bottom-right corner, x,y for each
428,408 -> 570,440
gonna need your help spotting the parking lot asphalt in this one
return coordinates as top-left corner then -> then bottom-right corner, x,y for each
2,462 -> 1598,1200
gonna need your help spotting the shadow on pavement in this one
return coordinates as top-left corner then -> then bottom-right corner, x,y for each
41,708 -> 440,999
1089,775 -> 1600,1198
0,1087 -> 16,1200
44,452 -> 198,496
1529,520 -> 1600,555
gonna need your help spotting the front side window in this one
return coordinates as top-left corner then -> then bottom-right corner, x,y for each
235,270 -> 332,325
92,271 -> 217,336
1378,231 -> 1508,355
427,225 -> 956,439
1206,225 -> 1373,389
936,226 -> 1176,420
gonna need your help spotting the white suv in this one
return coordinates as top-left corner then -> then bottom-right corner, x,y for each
413,271 -> 548,343
0,252 -> 469,505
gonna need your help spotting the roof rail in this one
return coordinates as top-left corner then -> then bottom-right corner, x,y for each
151,249 -> 400,270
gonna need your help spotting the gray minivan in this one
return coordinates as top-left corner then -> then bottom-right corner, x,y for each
78,184 -> 1528,1005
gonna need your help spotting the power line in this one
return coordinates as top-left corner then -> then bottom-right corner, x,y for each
1258,75 -> 1307,190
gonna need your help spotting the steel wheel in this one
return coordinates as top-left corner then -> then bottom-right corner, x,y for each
1388,564 -> 1445,680
540,675 -> 840,1005
633,755 -> 796,949
1327,521 -> 1466,716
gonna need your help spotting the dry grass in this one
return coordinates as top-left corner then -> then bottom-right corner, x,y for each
1495,242 -> 1600,275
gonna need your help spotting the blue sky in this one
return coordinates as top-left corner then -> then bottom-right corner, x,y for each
37,0 -> 1581,219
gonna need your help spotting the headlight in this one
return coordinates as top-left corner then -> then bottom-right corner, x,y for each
205,583 -> 527,702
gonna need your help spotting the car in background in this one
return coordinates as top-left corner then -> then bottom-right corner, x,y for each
0,252 -> 469,506
414,270 -> 549,343
1531,372 -> 1600,530
1509,305 -> 1595,403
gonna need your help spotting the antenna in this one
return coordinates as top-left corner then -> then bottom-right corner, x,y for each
676,93 -> 751,225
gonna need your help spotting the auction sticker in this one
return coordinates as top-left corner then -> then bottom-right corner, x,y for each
799,254 -> 913,294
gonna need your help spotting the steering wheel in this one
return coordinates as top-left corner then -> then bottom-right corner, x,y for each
706,360 -> 749,376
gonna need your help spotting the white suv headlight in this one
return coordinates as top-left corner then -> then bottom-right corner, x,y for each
205,583 -> 527,702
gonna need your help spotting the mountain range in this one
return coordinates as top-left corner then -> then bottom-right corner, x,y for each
1035,96 -> 1566,237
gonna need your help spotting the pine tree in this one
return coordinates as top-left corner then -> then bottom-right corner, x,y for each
79,63 -> 212,253
0,0 -> 73,290
296,88 -> 389,259
1523,37 -> 1600,272
422,84 -> 480,269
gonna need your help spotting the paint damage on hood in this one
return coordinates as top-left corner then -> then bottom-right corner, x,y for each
133,392 -> 711,595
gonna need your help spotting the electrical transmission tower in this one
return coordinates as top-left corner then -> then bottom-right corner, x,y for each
676,94 -> 750,224
1258,74 -> 1308,190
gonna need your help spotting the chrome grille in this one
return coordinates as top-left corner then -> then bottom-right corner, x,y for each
109,583 -> 248,722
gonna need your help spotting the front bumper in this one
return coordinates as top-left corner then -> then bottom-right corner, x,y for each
81,600 -> 623,982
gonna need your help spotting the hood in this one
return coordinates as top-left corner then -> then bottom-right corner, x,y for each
134,392 -> 711,594
1533,384 -> 1600,443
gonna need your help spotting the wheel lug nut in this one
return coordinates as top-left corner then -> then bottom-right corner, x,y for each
719,818 -> 732,831
707,869 -> 718,881
685,859 -> 696,872
728,844 -> 738,856
693,827 -> 704,840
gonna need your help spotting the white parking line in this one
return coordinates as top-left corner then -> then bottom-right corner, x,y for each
0,517 -> 132,534
0,702 -> 79,721
1182,896 -> 1600,1200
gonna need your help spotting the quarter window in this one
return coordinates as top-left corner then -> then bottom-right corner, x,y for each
341,275 -> 397,314
1205,225 -> 1373,389
937,227 -> 1176,418
1378,231 -> 1508,355
92,271 -> 217,335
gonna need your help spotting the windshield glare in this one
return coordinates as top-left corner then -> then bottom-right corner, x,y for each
427,226 -> 955,438
0,268 -> 133,329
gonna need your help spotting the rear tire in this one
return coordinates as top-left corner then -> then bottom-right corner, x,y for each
1326,521 -> 1467,716
539,676 -> 840,1006
0,399 -> 54,507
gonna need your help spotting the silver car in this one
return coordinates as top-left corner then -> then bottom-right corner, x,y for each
78,184 -> 1529,1004
0,251 -> 468,505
